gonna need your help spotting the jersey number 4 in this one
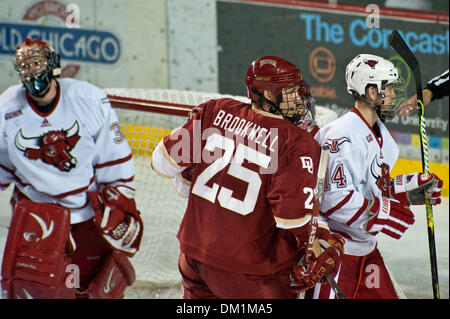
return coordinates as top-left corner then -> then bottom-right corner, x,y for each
191,134 -> 271,215
326,163 -> 347,188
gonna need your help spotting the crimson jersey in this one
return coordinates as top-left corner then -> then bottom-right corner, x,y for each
152,98 -> 320,275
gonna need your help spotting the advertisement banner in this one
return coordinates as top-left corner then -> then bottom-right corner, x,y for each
217,0 -> 449,139
0,0 -> 169,93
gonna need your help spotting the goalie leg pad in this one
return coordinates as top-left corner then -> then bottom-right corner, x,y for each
1,200 -> 74,299
87,250 -> 136,299
70,218 -> 114,292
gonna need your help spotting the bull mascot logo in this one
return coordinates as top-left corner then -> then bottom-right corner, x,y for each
324,137 -> 350,153
15,121 -> 81,172
364,59 -> 378,69
370,155 -> 390,197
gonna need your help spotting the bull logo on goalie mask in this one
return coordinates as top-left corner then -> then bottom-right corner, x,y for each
370,156 -> 390,197
15,121 -> 81,172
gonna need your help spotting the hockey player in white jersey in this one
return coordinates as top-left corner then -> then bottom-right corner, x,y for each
311,54 -> 444,299
0,38 -> 143,299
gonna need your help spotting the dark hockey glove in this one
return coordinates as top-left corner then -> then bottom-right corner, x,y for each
290,229 -> 344,293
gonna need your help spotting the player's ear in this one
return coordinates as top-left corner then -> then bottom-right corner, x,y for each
365,85 -> 379,102
263,89 -> 274,102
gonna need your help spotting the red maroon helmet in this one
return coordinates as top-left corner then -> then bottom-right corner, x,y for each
245,56 -> 304,102
245,56 -> 315,127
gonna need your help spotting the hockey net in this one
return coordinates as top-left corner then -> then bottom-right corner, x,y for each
105,88 -> 341,295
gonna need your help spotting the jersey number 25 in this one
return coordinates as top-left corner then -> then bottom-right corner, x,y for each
191,133 -> 271,216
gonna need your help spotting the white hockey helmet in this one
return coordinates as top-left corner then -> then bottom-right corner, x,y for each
345,54 -> 406,121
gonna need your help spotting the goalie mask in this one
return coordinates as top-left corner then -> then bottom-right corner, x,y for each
345,54 -> 406,121
245,56 -> 316,127
13,38 -> 61,96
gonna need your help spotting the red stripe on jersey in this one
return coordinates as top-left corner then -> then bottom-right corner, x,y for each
13,175 -> 30,188
0,164 -> 15,174
114,176 -> 134,184
94,153 -> 133,169
346,198 -> 369,226
55,176 -> 95,198
2,165 -> 33,189
350,108 -> 383,148
321,190 -> 354,216
332,229 -> 353,241
98,176 -> 135,187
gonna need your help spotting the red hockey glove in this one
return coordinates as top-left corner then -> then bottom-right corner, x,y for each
88,186 -> 143,256
391,173 -> 443,205
366,192 -> 415,240
290,229 -> 344,293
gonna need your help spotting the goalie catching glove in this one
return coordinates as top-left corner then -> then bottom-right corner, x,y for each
290,228 -> 344,293
391,173 -> 443,206
88,186 -> 143,256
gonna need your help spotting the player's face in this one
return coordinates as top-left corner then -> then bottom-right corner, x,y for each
378,79 -> 407,120
381,83 -> 396,108
279,84 -> 305,117
14,46 -> 48,81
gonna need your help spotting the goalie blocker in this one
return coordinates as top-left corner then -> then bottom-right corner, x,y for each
1,185 -> 143,299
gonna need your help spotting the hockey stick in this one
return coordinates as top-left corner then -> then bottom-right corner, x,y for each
299,145 -> 346,299
389,30 -> 440,299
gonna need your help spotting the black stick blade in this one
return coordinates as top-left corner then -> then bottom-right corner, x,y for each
389,30 -> 423,98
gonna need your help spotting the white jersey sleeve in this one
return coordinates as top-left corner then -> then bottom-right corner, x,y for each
0,85 -> 23,190
90,94 -> 134,188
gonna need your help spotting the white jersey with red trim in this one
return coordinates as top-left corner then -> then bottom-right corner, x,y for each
0,78 -> 134,224
314,108 -> 399,256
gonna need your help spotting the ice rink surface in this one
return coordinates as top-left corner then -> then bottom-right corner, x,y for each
0,185 -> 448,299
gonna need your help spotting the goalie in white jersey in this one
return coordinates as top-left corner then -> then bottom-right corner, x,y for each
0,38 -> 143,299
311,54 -> 444,299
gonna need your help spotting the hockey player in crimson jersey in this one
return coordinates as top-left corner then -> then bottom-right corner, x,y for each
151,56 -> 344,299
311,54 -> 444,299
0,38 -> 143,299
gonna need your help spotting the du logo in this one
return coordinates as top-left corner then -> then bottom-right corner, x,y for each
300,156 -> 314,174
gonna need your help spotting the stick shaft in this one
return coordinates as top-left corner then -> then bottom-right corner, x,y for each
301,146 -> 346,299
389,30 -> 440,299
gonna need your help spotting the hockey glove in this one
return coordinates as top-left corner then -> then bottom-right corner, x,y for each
88,185 -> 143,256
290,229 -> 344,293
366,192 -> 415,240
391,173 -> 443,205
